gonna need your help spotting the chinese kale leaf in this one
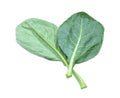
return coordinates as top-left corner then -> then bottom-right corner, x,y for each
16,18 -> 60,60
57,12 -> 104,77
16,12 -> 104,89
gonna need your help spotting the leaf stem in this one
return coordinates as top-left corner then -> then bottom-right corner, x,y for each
73,70 -> 87,89
60,55 -> 87,89
66,61 -> 75,78
66,63 -> 73,78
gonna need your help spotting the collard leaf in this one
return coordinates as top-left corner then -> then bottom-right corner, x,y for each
57,12 -> 104,76
16,18 -> 60,60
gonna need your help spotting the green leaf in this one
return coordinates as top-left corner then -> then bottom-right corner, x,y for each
57,12 -> 104,77
16,18 -> 61,60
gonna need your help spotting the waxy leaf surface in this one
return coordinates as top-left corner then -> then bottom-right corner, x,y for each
57,12 -> 104,66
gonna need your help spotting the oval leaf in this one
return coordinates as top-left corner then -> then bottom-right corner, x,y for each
16,18 -> 60,60
57,12 -> 104,68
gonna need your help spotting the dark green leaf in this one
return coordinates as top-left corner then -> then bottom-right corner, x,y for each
57,12 -> 104,76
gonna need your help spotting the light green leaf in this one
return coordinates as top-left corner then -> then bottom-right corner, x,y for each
57,12 -> 104,77
16,18 -> 60,60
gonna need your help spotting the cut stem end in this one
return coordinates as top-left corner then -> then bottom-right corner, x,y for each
66,73 -> 72,78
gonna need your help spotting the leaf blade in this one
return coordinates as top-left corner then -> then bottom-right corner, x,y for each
57,12 -> 104,76
16,18 -> 60,61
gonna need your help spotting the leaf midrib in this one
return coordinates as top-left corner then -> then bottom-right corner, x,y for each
69,19 -> 83,66
66,19 -> 83,77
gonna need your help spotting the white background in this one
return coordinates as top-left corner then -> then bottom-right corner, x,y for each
0,0 -> 120,98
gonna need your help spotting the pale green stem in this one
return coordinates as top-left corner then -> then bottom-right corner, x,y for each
62,58 -> 87,89
73,70 -> 87,89
66,63 -> 73,78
